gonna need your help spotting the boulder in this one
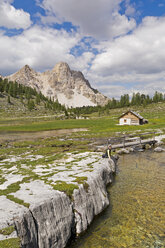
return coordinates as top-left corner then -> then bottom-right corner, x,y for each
154,147 -> 165,152
116,148 -> 130,155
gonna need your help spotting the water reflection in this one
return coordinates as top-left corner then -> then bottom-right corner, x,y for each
71,150 -> 165,248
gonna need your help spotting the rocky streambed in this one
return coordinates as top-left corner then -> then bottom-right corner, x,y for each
0,152 -> 116,248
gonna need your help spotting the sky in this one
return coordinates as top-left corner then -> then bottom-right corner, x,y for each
0,0 -> 165,99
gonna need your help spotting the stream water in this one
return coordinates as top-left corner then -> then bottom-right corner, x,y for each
71,150 -> 165,248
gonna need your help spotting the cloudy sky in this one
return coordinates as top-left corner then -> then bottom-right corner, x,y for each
0,0 -> 165,98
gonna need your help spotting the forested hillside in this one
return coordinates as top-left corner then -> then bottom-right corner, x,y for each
0,77 -> 165,118
70,91 -> 165,116
0,77 -> 66,117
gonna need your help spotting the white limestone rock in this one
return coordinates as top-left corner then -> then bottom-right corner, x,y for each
0,196 -> 27,230
14,157 -> 116,248
116,148 -> 130,155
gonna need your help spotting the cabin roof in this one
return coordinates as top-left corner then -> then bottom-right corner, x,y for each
119,110 -> 144,120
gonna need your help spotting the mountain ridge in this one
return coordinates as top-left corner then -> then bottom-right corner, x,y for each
6,62 -> 108,108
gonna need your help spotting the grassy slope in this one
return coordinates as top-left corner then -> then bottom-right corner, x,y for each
0,93 -> 63,118
0,102 -> 165,136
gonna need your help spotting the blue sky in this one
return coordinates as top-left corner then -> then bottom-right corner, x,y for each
0,0 -> 165,98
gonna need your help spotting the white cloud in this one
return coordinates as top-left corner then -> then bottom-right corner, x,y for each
0,0 -> 32,29
37,0 -> 136,39
0,25 -> 81,75
94,84 -> 130,99
80,16 -> 165,98
91,16 -> 165,75
69,52 -> 95,73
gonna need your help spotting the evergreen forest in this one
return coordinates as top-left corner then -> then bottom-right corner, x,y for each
0,77 -> 165,117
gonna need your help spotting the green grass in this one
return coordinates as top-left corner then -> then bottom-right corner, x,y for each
0,178 -> 32,207
0,155 -> 6,161
0,176 -> 6,185
52,181 -> 79,199
0,238 -> 20,248
0,226 -> 15,235
73,177 -> 89,192
0,106 -> 165,137
73,176 -> 88,184
0,118 -> 89,132
0,181 -> 21,196
7,195 -> 30,208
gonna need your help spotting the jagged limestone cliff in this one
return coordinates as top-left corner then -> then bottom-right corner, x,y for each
14,157 -> 116,248
6,62 -> 108,107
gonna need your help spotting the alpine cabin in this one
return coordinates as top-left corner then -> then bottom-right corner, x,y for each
119,110 -> 148,125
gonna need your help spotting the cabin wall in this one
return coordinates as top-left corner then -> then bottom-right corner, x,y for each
130,119 -> 140,125
119,117 -> 140,125
119,118 -> 131,125
119,112 -> 141,125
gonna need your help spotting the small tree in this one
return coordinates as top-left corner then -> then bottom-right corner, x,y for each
36,94 -> 40,104
27,100 -> 35,111
7,95 -> 11,104
65,110 -> 69,118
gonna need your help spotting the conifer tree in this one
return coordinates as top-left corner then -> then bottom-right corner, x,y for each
7,95 -> 11,104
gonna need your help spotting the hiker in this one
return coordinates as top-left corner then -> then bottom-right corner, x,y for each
102,144 -> 112,158
107,144 -> 112,159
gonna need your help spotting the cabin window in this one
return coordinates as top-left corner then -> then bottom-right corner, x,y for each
124,119 -> 127,123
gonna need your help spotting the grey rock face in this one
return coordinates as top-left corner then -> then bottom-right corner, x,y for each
32,193 -> 74,248
6,62 -> 108,107
14,209 -> 38,248
74,158 -> 115,234
15,192 -> 74,248
14,158 -> 116,248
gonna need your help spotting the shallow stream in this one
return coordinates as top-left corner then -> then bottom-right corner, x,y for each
71,150 -> 165,248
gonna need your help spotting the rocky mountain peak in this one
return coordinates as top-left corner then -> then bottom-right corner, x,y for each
7,64 -> 40,90
19,64 -> 37,76
6,62 -> 109,107
24,64 -> 32,70
52,62 -> 71,82
52,62 -> 70,72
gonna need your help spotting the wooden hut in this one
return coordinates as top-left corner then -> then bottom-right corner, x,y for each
119,110 -> 148,125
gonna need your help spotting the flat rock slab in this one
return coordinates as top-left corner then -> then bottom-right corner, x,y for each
0,151 -> 115,245
0,174 -> 24,190
11,180 -> 58,205
0,195 -> 26,230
